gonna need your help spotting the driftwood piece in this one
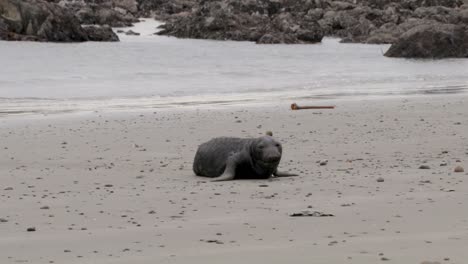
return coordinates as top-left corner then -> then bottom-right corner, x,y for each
291,103 -> 335,110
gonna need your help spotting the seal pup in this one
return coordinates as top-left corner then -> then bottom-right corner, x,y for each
193,134 -> 297,181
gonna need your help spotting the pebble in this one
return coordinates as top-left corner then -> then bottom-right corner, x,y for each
419,165 -> 430,169
27,227 -> 36,232
0,218 -> 8,223
319,159 -> 328,166
454,166 -> 464,173
376,177 -> 385,183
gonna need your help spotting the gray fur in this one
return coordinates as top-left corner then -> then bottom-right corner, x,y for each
193,136 -> 297,181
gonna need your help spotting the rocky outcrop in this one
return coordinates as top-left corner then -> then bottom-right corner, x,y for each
82,25 -> 119,41
317,1 -> 466,44
149,0 -> 468,46
0,0 -> 119,42
57,0 -> 139,27
157,0 -> 324,44
137,0 -> 195,18
384,23 -> 468,58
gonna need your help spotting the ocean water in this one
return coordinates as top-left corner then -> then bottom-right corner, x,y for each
0,19 -> 467,116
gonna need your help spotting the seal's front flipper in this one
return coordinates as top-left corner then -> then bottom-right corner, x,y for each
273,170 -> 298,178
211,153 -> 239,182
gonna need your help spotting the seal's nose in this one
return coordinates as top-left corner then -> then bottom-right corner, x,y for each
265,154 -> 281,163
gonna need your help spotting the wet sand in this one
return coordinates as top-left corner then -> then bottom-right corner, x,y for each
1,95 -> 467,264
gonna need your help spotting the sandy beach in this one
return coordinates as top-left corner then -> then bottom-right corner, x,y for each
1,94 -> 467,264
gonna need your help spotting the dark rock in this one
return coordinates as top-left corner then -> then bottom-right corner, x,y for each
58,0 -> 139,27
125,29 -> 140,35
137,0 -> 195,18
290,211 -> 334,217
83,25 -> 119,41
0,0 -> 88,42
0,0 -> 120,42
27,227 -> 36,232
419,165 -> 431,169
385,23 -> 468,58
157,0 -> 324,44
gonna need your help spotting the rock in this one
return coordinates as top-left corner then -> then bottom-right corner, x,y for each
319,159 -> 328,166
419,165 -> 431,169
376,177 -> 385,182
125,29 -> 140,36
205,239 -> 224,244
290,211 -> 334,217
114,0 -> 138,14
0,0 -> 88,42
131,0 -> 467,45
385,23 -> 468,58
27,227 -> 36,232
0,218 -> 8,223
58,0 -> 139,27
157,0 -> 324,44
83,25 -> 119,41
0,0 -> 120,42
454,166 -> 464,172
137,0 -> 195,18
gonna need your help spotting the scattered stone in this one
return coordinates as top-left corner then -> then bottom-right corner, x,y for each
319,159 -> 328,166
290,211 -> 334,217
376,177 -> 385,182
205,239 -> 224,244
0,218 -> 8,223
27,227 -> 36,232
419,165 -> 430,169
454,166 -> 464,173
40,206 -> 50,210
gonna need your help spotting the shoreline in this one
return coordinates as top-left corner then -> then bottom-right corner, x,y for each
1,90 -> 467,120
1,93 -> 467,263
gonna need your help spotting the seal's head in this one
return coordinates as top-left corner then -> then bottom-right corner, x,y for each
250,136 -> 282,173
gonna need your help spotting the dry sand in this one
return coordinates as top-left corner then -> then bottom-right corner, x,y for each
0,95 -> 467,264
